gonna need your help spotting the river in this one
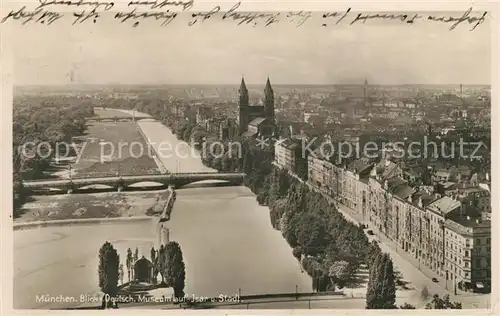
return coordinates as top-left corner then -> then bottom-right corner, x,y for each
13,110 -> 312,309
127,110 -> 313,297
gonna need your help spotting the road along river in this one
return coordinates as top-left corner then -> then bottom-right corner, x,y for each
13,110 -> 312,309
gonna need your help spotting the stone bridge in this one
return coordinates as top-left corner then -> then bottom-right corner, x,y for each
23,172 -> 246,194
86,115 -> 153,122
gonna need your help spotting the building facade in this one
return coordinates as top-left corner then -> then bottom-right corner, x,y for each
301,150 -> 492,292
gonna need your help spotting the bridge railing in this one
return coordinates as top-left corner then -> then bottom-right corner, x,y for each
170,172 -> 244,176
24,172 -> 244,184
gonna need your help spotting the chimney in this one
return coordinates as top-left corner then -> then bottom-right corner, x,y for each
466,216 -> 471,220
460,203 -> 466,217
476,219 -> 480,224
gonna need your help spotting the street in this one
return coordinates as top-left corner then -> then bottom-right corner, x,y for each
335,203 -> 491,309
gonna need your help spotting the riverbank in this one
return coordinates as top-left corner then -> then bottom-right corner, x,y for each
160,186 -> 177,221
13,216 -> 156,231
72,121 -> 161,177
14,190 -> 171,226
135,120 -> 168,174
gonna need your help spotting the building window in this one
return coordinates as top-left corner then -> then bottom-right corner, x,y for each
465,250 -> 469,257
465,272 -> 469,278
465,262 -> 469,268
487,238 -> 491,244
476,238 -> 481,245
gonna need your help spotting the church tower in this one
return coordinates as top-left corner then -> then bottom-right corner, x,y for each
238,77 -> 249,135
264,77 -> 275,123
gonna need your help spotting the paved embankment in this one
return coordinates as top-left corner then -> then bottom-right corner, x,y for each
135,121 -> 168,174
160,187 -> 176,221
13,216 -> 156,231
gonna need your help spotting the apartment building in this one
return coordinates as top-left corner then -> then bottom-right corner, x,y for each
425,196 -> 462,276
308,148 -> 330,188
304,154 -> 491,291
275,139 -> 298,171
444,217 -> 491,292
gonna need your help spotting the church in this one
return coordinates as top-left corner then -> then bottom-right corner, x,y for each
238,77 -> 276,138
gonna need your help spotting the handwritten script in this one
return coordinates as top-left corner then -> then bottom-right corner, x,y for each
1,1 -> 488,31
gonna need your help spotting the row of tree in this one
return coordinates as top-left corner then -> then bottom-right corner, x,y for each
366,251 -> 462,309
13,96 -> 95,213
98,241 -> 186,309
151,242 -> 186,298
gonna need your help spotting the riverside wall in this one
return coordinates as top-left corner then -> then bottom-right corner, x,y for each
13,216 -> 155,231
160,186 -> 176,221
135,121 -> 168,174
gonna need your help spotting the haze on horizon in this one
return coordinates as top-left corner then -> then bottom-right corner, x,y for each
12,12 -> 491,86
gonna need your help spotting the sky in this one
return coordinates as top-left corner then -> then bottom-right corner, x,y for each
11,10 -> 492,85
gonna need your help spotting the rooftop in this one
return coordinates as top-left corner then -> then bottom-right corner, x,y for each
249,117 -> 267,126
427,196 -> 461,216
348,159 -> 372,174
445,217 -> 491,236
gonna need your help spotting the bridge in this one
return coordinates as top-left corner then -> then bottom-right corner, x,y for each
23,172 -> 246,194
86,115 -> 153,122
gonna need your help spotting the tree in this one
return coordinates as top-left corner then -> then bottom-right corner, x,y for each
150,246 -> 156,263
292,247 -> 302,261
98,242 -> 120,308
366,253 -> 396,309
328,261 -> 352,286
425,294 -> 462,309
126,248 -> 133,281
158,245 -> 166,284
366,240 -> 382,268
134,247 -> 139,262
150,246 -> 158,285
400,303 -> 416,309
421,285 -> 429,299
118,264 -> 124,285
164,241 -> 186,298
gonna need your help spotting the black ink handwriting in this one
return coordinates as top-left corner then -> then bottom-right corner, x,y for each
127,0 -> 193,11
321,8 -> 351,26
73,8 -> 100,24
36,0 -> 114,11
427,7 -> 487,31
115,8 -> 177,26
350,12 -> 422,25
1,6 -> 63,25
189,6 -> 220,26
287,11 -> 312,27
222,2 -> 280,27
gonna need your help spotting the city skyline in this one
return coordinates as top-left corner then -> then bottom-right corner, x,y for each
12,12 -> 491,86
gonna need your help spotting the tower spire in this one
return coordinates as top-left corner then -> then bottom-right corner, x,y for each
238,76 -> 250,135
239,76 -> 249,106
264,76 -> 274,123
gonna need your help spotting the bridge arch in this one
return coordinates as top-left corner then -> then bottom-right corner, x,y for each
76,184 -> 115,191
126,181 -> 169,189
135,118 -> 156,122
172,178 -> 242,189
